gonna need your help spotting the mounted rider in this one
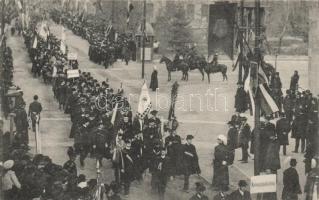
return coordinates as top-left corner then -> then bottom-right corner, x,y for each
212,53 -> 219,66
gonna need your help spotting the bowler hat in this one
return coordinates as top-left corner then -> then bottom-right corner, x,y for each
238,180 -> 248,187
186,135 -> 194,140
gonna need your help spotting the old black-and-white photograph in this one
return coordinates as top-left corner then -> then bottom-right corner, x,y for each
1,0 -> 319,199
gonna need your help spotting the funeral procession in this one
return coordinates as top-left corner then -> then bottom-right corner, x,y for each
1,0 -> 319,199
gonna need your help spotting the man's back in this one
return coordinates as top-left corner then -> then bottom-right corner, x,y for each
29,101 -> 42,115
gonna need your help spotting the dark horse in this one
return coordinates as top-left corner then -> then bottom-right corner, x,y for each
197,56 -> 228,83
160,56 -> 189,81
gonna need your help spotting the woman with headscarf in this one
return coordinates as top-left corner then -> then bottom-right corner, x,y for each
212,135 -> 230,191
150,66 -> 158,92
2,160 -> 21,200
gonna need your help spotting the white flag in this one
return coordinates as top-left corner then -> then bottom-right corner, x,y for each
32,37 -> 37,49
137,83 -> 152,119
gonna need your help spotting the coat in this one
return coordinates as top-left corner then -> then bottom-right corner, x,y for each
235,87 -> 248,113
227,127 -> 238,150
239,123 -> 251,148
228,190 -> 251,200
179,143 -> 201,176
282,167 -> 301,200
150,70 -> 158,92
276,117 -> 291,145
212,144 -> 229,188
291,114 -> 307,139
304,168 -> 319,200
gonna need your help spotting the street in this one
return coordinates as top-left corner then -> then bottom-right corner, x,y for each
3,19 -> 311,199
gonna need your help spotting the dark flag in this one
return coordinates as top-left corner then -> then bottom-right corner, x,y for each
208,3 -> 237,59
126,0 -> 134,27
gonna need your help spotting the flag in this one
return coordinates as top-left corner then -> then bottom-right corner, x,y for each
258,65 -> 269,85
126,0 -> 134,27
75,0 -> 79,12
61,0 -> 65,8
137,83 -> 152,119
83,0 -> 88,13
244,67 -> 255,120
111,103 -> 118,125
32,37 -> 37,49
259,84 -> 279,116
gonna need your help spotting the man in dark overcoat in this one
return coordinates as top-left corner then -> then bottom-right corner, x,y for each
181,135 -> 200,191
282,159 -> 302,200
238,117 -> 251,163
227,121 -> 238,165
120,140 -> 136,196
165,130 -> 181,175
276,112 -> 291,155
292,112 -> 308,153
228,180 -> 251,200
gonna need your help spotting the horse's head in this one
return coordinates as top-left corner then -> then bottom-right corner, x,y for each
159,55 -> 166,63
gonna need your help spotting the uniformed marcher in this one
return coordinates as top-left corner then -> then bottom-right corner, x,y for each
153,147 -> 173,200
282,158 -> 302,200
292,112 -> 307,153
119,140 -> 135,196
28,95 -> 42,132
165,130 -> 181,175
228,180 -> 251,200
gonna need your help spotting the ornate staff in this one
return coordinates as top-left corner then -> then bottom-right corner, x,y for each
168,81 -> 179,120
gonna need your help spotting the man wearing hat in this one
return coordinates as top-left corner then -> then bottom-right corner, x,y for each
276,112 -> 291,155
63,147 -> 77,176
28,95 -> 42,132
227,120 -> 238,165
228,180 -> 251,200
120,140 -> 135,196
2,160 -> 21,200
181,135 -> 201,191
283,90 -> 294,123
292,110 -> 307,153
235,83 -> 248,113
150,65 -> 158,92
238,117 -> 251,163
189,182 -> 209,200
282,158 -> 301,200
153,147 -> 173,200
290,70 -> 299,93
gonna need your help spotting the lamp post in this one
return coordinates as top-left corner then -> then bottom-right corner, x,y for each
141,0 -> 146,79
253,0 -> 262,176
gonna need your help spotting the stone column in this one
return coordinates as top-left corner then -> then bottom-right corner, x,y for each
308,3 -> 319,95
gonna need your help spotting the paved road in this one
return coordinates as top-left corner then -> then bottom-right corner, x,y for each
47,22 -> 312,199
8,33 -> 218,200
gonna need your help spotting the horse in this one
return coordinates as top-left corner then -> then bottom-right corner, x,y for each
184,54 -> 205,81
197,57 -> 228,83
159,56 -> 189,81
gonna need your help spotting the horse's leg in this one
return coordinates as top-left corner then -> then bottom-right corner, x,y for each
207,73 -> 210,83
187,71 -> 189,81
199,68 -> 204,81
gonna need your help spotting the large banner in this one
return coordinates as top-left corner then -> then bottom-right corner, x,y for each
208,3 -> 237,59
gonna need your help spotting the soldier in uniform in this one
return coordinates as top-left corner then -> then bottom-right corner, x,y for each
181,135 -> 201,192
28,95 -> 42,132
153,147 -> 173,200
119,140 -> 135,196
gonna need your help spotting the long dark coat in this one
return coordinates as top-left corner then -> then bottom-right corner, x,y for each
282,167 -> 301,200
235,87 -> 248,113
260,122 -> 277,171
228,190 -> 251,200
179,143 -> 201,176
165,135 -> 181,175
212,144 -> 229,189
304,168 -> 319,200
291,113 -> 307,139
276,117 -> 291,145
150,70 -> 158,92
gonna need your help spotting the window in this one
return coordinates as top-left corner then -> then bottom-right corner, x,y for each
201,4 -> 209,18
186,4 -> 195,20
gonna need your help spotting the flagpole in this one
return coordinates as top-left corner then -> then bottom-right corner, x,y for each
141,0 -> 146,79
253,0 -> 261,177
